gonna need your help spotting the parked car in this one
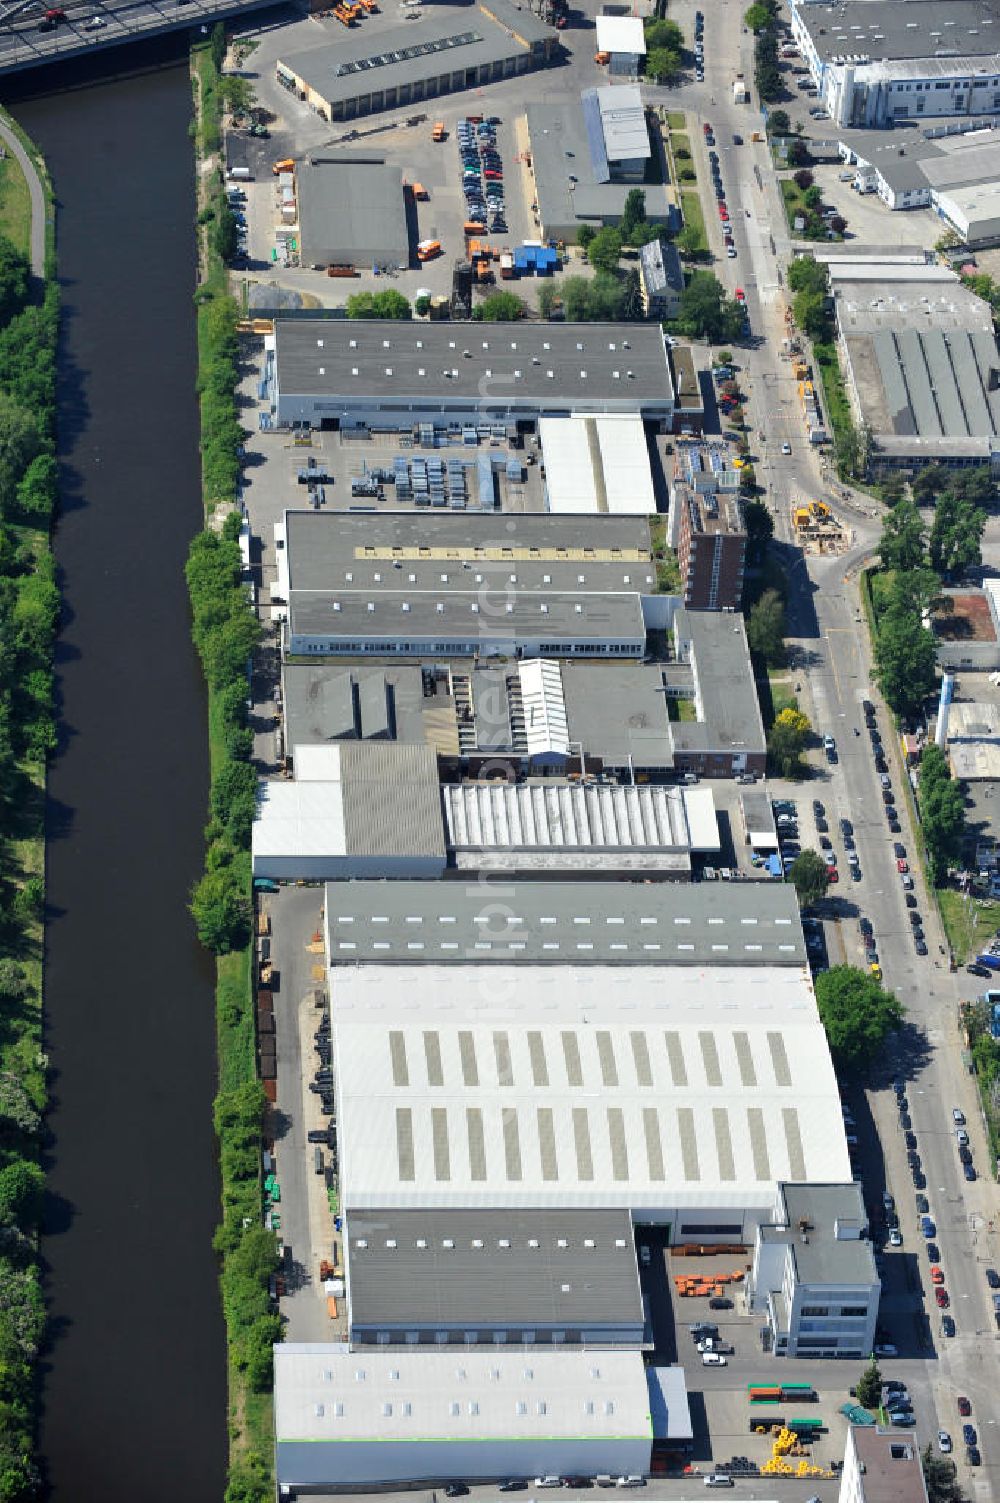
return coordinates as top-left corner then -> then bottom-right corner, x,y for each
702,1351 -> 727,1366
888,1228 -> 903,1247
962,1425 -> 977,1447
930,1265 -> 945,1285
986,1268 -> 1000,1289
938,1432 -> 953,1455
875,1343 -> 898,1357
942,1315 -> 956,1337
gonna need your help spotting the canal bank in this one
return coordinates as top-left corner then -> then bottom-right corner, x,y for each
15,60 -> 228,1503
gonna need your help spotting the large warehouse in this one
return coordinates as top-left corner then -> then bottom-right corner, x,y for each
268,319 -> 677,431
296,155 -> 409,271
539,415 -> 658,514
322,880 -> 848,1228
831,260 -> 1000,473
791,0 -> 1000,128
274,1344 -> 655,1493
276,0 -> 555,122
274,509 -> 655,659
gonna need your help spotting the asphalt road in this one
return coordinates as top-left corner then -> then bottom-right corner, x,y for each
0,0 -> 272,73
0,113 -> 44,275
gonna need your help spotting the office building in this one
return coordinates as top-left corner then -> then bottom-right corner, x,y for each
839,1426 -> 928,1503
671,442 -> 747,610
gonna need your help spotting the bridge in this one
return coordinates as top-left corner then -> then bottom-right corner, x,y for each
0,0 -> 274,76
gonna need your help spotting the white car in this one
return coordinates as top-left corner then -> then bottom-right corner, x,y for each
85,13 -> 104,25
938,1432 -> 952,1454
781,442 -> 791,454
875,1343 -> 898,1358
702,1352 -> 727,1366
726,245 -> 737,257
888,1228 -> 903,1247
953,1108 -> 966,1125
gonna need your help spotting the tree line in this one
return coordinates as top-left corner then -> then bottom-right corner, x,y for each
0,233 -> 60,1500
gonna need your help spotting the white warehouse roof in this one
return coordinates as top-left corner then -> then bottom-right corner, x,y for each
274,1344 -> 653,1446
540,415 -> 657,515
595,15 -> 646,54
330,964 -> 850,1212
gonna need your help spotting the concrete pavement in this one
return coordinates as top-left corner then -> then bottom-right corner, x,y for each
0,112 -> 45,277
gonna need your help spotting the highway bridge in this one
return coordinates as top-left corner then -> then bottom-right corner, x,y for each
0,0 -> 274,76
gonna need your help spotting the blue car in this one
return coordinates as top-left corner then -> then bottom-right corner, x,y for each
921,1216 -> 937,1238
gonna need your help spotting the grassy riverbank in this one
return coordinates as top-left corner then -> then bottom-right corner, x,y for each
190,32 -> 277,1503
0,110 -> 59,1503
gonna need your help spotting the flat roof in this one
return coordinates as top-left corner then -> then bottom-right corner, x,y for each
282,662 -> 432,750
646,1367 -> 694,1443
670,609 -> 767,757
324,878 -> 807,966
274,319 -> 673,408
595,15 -> 646,53
527,101 -> 676,230
848,1428 -> 929,1503
345,1208 -> 643,1329
540,415 -> 657,514
252,743 -> 445,861
274,1344 -> 652,1445
776,1182 -> 879,1286
278,0 -> 552,106
560,662 -> 672,766
795,0 -> 1000,66
297,158 -> 408,263
593,83 -> 650,161
331,965 -> 849,1209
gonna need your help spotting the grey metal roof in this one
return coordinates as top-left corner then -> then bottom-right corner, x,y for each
346,1208 -> 643,1329
640,239 -> 684,299
797,0 -> 1000,65
443,780 -> 693,860
274,319 -> 673,409
283,662 -> 431,749
338,743 -> 445,858
325,877 -> 806,964
297,158 -> 408,265
527,101 -> 677,232
278,0 -> 552,108
668,609 -> 767,757
594,84 -> 650,161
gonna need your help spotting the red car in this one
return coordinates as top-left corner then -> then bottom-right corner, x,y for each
930,1265 -> 944,1285
958,1397 -> 972,1417
719,207 -> 729,221
897,858 -> 909,873
735,288 -> 746,303
703,122 -> 713,135
484,169 -> 503,179
935,1286 -> 950,1308
827,866 -> 839,883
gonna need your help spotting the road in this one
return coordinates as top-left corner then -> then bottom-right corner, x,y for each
0,111 -> 45,276
0,0 -> 274,75
651,0 -> 1000,1490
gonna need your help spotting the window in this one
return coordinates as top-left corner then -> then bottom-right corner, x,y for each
800,1306 -> 831,1317
680,1223 -> 741,1236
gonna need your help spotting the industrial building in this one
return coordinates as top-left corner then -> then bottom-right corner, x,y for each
274,1344 -> 655,1493
791,0 -> 1000,129
296,154 -> 409,271
276,0 -> 555,122
749,1183 -> 880,1359
251,743 -> 446,882
944,698 -> 1000,778
932,580 -> 1000,669
838,1426 -> 927,1503
268,319 -> 677,431
595,14 -> 646,76
538,414 -> 658,514
837,126 -> 1000,243
670,441 -> 747,610
345,1207 -> 645,1347
830,260 -> 1000,473
275,509 -> 656,659
639,239 -> 685,319
526,92 -> 678,242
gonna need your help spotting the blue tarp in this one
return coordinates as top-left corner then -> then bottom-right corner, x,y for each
766,855 -> 783,878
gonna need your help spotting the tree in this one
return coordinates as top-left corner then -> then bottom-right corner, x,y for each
787,257 -> 828,296
786,138 -> 810,167
646,45 -> 682,81
620,188 -> 648,243
793,168 -> 814,190
219,74 -> 256,116
878,497 -> 927,573
190,866 -> 251,954
14,452 -> 57,525
0,1159 -> 45,1232
345,289 -> 411,319
743,496 -> 774,564
577,223 -> 596,251
0,238 -> 29,329
803,184 -> 823,209
919,744 -> 965,883
676,223 -> 704,258
856,1359 -> 882,1409
876,605 -> 938,718
0,393 -> 41,522
766,108 -> 790,135
744,2 -> 771,29
586,226 -> 623,275
678,271 -> 745,342
912,463 -> 950,508
213,200 -> 239,264
793,289 -> 828,340
621,267 -> 643,322
747,587 -> 785,664
929,490 -> 986,577
644,17 -> 684,51
478,291 -> 525,321
767,706 -> 811,777
414,293 -> 431,317
922,1446 -> 965,1503
789,849 -> 830,907
0,1074 -> 40,1137
830,215 -> 847,234
814,965 -> 904,1070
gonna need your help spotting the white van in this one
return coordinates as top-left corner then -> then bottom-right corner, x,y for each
535,1480 -> 561,1490
704,1477 -> 734,1489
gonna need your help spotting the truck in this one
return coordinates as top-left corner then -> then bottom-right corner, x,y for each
416,239 -> 442,261
733,74 -> 749,103
271,158 -> 295,176
432,121 -> 447,141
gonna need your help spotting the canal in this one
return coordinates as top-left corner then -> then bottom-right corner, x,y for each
15,50 -> 228,1503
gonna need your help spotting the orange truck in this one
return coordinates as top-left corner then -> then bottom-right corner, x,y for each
272,158 -> 295,175
432,121 -> 447,141
411,182 -> 429,200
417,239 -> 442,261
